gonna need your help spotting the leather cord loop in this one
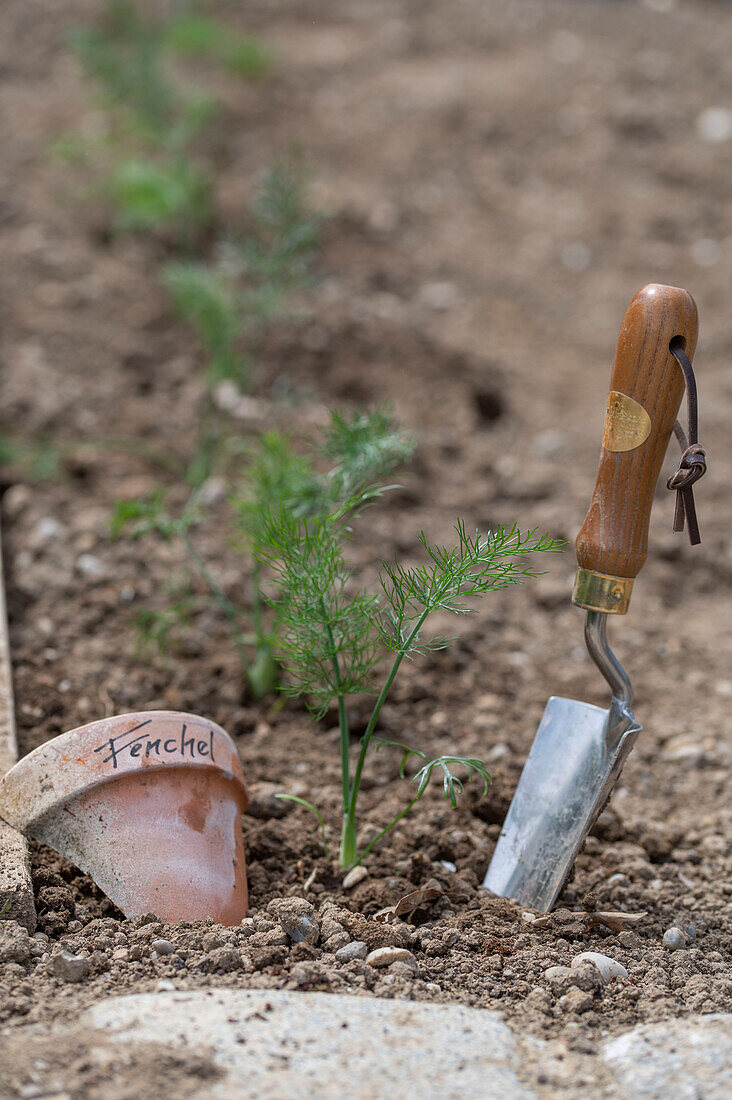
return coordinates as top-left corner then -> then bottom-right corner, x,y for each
667,343 -> 706,545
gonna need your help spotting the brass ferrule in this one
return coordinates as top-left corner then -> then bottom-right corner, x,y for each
572,568 -> 633,615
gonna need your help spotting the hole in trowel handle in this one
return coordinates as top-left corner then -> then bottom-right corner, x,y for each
669,334 -> 686,354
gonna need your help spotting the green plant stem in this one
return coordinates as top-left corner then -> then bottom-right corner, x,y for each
317,593 -> 355,867
319,597 -> 351,813
340,608 -> 429,867
354,796 -> 420,865
181,530 -> 248,665
339,814 -> 358,868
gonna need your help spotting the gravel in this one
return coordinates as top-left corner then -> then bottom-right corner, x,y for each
268,897 -> 320,945
662,928 -> 688,951
335,941 -> 368,962
365,947 -> 417,969
50,951 -> 91,983
571,952 -> 629,983
151,939 -> 175,956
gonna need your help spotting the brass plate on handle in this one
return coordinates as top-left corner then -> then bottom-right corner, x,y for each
602,391 -> 651,452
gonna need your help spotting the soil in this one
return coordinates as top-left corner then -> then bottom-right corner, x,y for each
1,0 -> 731,1072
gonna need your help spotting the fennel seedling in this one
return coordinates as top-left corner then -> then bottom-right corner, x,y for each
261,499 -> 563,867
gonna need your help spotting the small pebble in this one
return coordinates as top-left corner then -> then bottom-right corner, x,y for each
19,1085 -> 48,1099
335,940 -> 368,962
152,938 -> 175,955
76,553 -> 105,578
365,947 -> 417,969
214,380 -> 241,412
571,952 -> 628,983
156,980 -> 177,991
199,476 -> 227,505
440,860 -> 457,873
51,951 -> 91,983
342,866 -> 369,890
268,898 -> 319,945
663,927 -> 687,951
286,916 -> 317,944
697,106 -> 732,143
36,517 -> 64,541
545,965 -> 572,980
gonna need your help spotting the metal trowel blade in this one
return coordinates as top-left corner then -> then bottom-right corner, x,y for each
482,696 -> 641,912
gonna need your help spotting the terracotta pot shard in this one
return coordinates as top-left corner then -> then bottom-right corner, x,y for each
0,710 -> 249,926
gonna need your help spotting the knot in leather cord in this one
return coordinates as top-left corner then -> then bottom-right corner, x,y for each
667,442 -> 706,492
667,342 -> 706,546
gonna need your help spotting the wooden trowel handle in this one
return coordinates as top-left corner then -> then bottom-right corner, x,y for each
573,283 -> 698,614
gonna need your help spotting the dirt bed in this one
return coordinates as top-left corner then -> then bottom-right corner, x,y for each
0,0 -> 731,1062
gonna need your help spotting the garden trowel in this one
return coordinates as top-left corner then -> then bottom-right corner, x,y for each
483,283 -> 699,912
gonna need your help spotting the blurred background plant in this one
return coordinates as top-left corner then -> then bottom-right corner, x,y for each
162,159 -> 321,395
112,410 -> 414,700
63,1 -> 321,488
58,0 -> 332,701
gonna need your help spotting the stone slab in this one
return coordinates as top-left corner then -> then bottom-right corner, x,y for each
602,1013 -> 732,1099
86,989 -> 542,1099
0,516 -> 35,931
3,992 -> 729,1097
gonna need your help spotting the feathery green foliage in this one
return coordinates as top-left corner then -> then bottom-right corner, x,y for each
243,162 -> 321,292
164,16 -> 271,77
68,2 -> 178,139
112,408 -> 414,705
162,262 -> 244,383
160,161 -> 320,389
67,0 -> 267,245
109,157 -> 211,236
259,477 -> 564,866
260,507 -> 381,717
235,409 -> 414,540
69,2 -> 257,142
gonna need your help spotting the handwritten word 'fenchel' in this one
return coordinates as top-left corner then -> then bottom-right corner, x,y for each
93,719 -> 217,770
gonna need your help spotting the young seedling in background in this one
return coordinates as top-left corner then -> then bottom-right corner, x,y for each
68,1 -> 182,141
162,160 -> 320,398
112,408 -> 414,700
261,497 -> 563,867
163,14 -> 271,78
162,262 -> 244,388
107,156 -> 211,242
67,0 -> 266,246
69,3 -> 322,498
